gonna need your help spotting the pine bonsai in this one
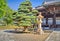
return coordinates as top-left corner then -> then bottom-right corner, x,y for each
14,0 -> 38,31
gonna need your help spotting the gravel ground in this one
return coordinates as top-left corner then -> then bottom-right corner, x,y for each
0,30 -> 49,41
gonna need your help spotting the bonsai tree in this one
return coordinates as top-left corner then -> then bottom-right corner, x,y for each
14,0 -> 38,31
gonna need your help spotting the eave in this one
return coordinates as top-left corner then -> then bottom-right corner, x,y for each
43,1 -> 60,7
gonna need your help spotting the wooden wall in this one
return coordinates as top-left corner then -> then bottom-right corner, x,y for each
46,5 -> 60,12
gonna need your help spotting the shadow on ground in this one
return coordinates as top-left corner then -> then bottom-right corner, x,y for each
4,30 -> 30,34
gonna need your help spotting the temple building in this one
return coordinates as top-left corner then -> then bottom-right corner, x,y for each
36,0 -> 60,28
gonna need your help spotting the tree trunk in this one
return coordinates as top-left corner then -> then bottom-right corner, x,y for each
23,26 -> 28,32
23,27 -> 26,31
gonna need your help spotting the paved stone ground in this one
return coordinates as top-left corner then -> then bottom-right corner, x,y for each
45,28 -> 60,41
0,30 -> 49,41
0,30 -> 14,41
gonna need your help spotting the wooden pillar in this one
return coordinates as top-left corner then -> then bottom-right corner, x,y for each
53,14 -> 56,28
46,17 -> 48,26
45,12 -> 48,26
53,7 -> 56,28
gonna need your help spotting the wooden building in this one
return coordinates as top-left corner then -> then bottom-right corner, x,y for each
36,0 -> 60,28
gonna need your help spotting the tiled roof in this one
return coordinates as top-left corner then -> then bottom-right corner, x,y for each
35,6 -> 45,10
43,0 -> 60,6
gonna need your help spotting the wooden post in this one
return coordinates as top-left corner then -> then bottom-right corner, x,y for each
46,17 -> 48,26
53,14 -> 56,28
45,12 -> 48,26
53,7 -> 56,28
